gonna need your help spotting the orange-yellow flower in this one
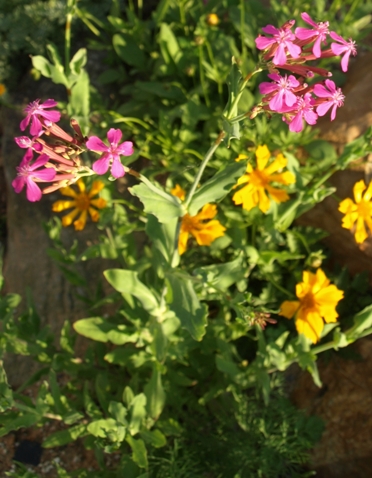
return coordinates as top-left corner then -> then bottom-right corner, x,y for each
206,13 -> 219,26
279,269 -> 344,344
52,179 -> 107,231
338,179 -> 372,244
0,84 -> 6,96
232,145 -> 295,213
171,185 -> 226,255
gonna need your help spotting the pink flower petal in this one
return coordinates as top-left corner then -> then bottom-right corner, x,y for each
117,141 -> 134,156
41,99 -> 58,108
30,116 -> 43,136
107,128 -> 122,145
32,169 -> 56,181
273,44 -> 288,65
110,158 -> 125,178
29,154 -> 50,170
20,116 -> 30,132
255,36 -> 275,50
12,177 -> 26,193
92,157 -> 110,175
316,102 -> 332,117
86,136 -> 109,152
340,49 -> 351,72
262,25 -> 279,35
289,113 -> 304,133
38,110 -> 61,123
26,179 -> 42,202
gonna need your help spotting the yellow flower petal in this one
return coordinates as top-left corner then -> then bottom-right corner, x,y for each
338,198 -> 356,215
59,186 -> 78,198
194,203 -> 218,221
363,181 -> 372,201
257,188 -> 271,213
76,178 -> 86,193
88,180 -> 105,197
88,207 -> 100,222
353,180 -> 366,204
263,153 -> 287,175
171,184 -> 186,201
178,230 -> 189,255
52,200 -> 77,212
255,145 -> 271,170
269,171 -> 296,185
61,208 -> 80,227
90,198 -> 107,209
355,215 -> 368,243
235,154 -> 249,162
295,309 -> 324,344
73,210 -> 87,231
191,220 -> 226,246
266,185 -> 290,204
279,300 -> 300,319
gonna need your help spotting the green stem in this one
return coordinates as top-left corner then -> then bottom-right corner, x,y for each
184,130 -> 225,209
65,0 -> 75,77
199,45 -> 211,108
240,0 -> 246,64
226,67 -> 262,120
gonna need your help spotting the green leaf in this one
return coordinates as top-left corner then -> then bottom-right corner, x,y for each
69,48 -> 87,76
73,317 -> 113,343
215,355 -> 240,379
43,423 -> 87,448
166,272 -> 208,341
140,429 -> 166,448
194,254 -> 245,291
126,436 -> 148,469
188,161 -> 246,215
223,59 -> 243,145
347,304 -> 372,338
129,393 -> 147,436
0,413 -> 40,437
336,126 -> 372,170
104,269 -> 159,314
146,215 -> 179,267
87,418 -> 119,438
113,33 -> 146,70
130,182 -> 183,224
69,70 -> 90,118
0,361 -> 13,412
158,23 -> 182,66
144,366 -> 165,420
109,401 -> 128,426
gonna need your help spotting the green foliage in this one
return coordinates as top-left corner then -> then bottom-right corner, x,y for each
3,0 -> 372,476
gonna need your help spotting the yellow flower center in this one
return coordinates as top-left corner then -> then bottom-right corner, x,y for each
75,193 -> 91,211
182,214 -> 202,232
357,199 -> 371,219
301,292 -> 316,311
249,169 -> 269,188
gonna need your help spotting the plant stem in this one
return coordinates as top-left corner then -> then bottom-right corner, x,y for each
184,130 -> 225,209
65,0 -> 75,77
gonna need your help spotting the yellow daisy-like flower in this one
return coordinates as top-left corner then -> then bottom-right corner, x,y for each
206,13 -> 219,26
171,185 -> 226,255
279,269 -> 344,344
338,179 -> 372,244
52,179 -> 107,231
232,145 -> 295,213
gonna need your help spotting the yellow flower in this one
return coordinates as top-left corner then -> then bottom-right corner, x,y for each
171,185 -> 226,255
170,184 -> 186,201
206,13 -> 219,26
279,269 -> 344,344
0,84 -> 6,96
232,145 -> 295,213
338,179 -> 372,244
52,179 -> 107,231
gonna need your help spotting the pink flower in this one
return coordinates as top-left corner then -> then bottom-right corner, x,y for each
330,32 -> 357,72
14,136 -> 43,152
255,21 -> 301,65
283,93 -> 318,133
20,99 -> 61,136
12,150 -> 56,202
86,128 -> 134,179
259,73 -> 300,112
295,12 -> 329,57
313,79 -> 344,120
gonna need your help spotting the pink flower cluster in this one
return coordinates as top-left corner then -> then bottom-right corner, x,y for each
13,99 -> 134,202
254,13 -> 357,132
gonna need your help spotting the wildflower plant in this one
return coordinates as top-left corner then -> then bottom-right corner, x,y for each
3,2 -> 372,477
